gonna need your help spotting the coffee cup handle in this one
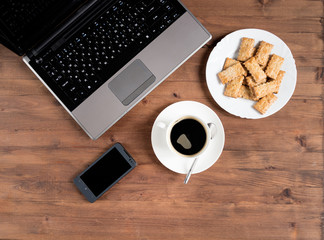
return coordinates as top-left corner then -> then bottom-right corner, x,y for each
157,122 -> 167,129
207,122 -> 217,140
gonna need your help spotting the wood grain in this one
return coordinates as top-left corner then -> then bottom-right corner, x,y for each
0,0 -> 323,239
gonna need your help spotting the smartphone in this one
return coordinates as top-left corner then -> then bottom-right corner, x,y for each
74,143 -> 136,203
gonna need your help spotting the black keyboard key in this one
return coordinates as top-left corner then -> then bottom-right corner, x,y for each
85,82 -> 94,91
150,25 -> 159,35
61,80 -> 70,89
135,3 -> 145,13
54,75 -> 63,83
172,11 -> 181,20
42,63 -> 51,71
71,95 -> 82,104
117,0 -> 125,6
150,8 -> 165,22
159,23 -> 167,31
146,3 -> 160,16
158,0 -> 167,5
69,86 -> 77,94
166,18 -> 173,25
165,3 -> 173,11
79,89 -> 87,98
142,0 -> 155,7
47,69 -> 57,78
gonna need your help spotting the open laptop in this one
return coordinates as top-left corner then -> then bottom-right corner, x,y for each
0,0 -> 211,139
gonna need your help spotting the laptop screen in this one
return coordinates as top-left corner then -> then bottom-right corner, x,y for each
0,0 -> 89,55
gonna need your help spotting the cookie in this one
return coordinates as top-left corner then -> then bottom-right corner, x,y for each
223,58 -> 248,76
255,41 -> 274,66
224,75 -> 244,98
265,54 -> 284,79
237,37 -> 255,62
218,62 -> 245,84
254,93 -> 278,114
252,80 -> 279,99
243,57 -> 267,84
239,85 -> 254,100
272,70 -> 285,94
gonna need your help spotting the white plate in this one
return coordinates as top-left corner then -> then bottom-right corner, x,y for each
206,28 -> 297,119
151,101 -> 225,174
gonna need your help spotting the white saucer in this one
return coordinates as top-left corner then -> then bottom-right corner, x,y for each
151,101 -> 225,174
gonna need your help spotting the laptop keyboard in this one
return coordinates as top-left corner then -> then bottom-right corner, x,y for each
31,0 -> 186,111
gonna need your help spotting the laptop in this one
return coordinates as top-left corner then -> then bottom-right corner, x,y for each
0,0 -> 211,139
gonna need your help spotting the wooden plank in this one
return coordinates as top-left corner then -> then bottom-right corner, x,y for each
183,0 -> 323,18
0,165 -> 322,203
0,201 -> 321,240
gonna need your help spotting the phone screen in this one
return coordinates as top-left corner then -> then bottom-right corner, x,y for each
80,148 -> 132,197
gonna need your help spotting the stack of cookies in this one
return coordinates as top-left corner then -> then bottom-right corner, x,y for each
217,37 -> 285,114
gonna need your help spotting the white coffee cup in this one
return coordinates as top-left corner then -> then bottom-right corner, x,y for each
157,115 -> 216,158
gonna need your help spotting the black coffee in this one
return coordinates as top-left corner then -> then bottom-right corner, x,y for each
170,118 -> 207,156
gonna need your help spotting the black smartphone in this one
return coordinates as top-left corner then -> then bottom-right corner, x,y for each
73,143 -> 136,203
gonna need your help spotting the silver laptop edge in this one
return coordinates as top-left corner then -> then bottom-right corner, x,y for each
23,7 -> 211,140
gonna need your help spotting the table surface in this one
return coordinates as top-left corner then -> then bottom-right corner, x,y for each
0,0 -> 323,239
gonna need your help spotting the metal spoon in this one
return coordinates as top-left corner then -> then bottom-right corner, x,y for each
184,157 -> 198,184
184,123 -> 216,184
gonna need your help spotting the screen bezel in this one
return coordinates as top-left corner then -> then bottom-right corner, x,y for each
74,143 -> 136,203
0,0 -> 91,55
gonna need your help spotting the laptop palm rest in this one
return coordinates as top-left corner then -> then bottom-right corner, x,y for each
108,59 -> 156,106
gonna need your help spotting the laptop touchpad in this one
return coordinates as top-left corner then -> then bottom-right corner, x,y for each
108,59 -> 156,106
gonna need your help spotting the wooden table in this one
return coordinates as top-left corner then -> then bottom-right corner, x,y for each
0,0 -> 323,239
